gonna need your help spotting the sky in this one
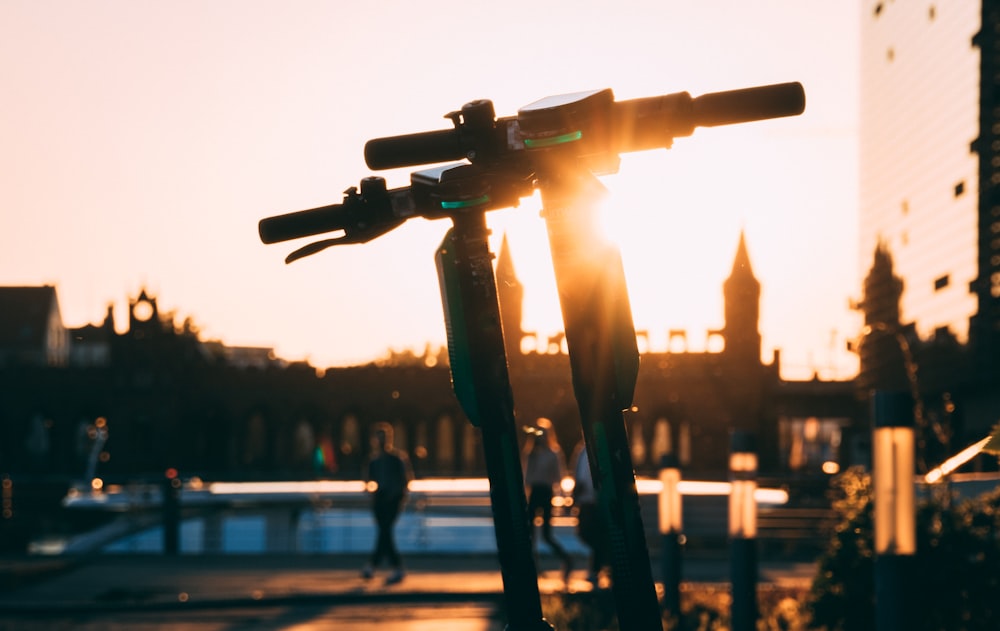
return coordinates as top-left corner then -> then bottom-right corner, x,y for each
0,1 -> 861,380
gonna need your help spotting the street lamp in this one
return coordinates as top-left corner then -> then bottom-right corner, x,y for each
658,453 -> 683,619
163,467 -> 181,556
873,391 -> 916,555
853,322 -> 941,472
872,390 -> 916,631
729,433 -> 758,539
729,430 -> 758,631
658,453 -> 682,535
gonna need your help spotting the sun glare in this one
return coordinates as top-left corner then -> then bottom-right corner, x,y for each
597,153 -> 734,354
485,147 -> 743,355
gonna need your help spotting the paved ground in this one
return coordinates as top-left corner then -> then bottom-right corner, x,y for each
0,552 -> 817,630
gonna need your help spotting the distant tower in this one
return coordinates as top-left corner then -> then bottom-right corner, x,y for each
860,241 -> 904,331
128,288 -> 160,338
723,231 -> 762,367
495,234 -> 526,359
103,303 -> 116,334
855,241 -> 908,392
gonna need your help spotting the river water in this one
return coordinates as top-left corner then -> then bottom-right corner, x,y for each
101,506 -> 589,556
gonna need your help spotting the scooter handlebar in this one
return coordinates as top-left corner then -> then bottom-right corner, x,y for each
364,128 -> 466,170
691,81 -> 805,128
362,82 -> 805,170
258,203 -> 346,244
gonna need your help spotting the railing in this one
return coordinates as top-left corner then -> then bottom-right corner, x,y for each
47,477 -> 846,558
20,472 -> 999,558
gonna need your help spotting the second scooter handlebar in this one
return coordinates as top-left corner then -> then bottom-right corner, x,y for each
362,82 -> 805,171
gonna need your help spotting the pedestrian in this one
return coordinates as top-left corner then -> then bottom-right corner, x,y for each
362,422 -> 413,585
571,441 -> 609,587
523,417 -> 573,584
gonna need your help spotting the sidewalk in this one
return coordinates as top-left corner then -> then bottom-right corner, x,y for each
0,551 -> 817,615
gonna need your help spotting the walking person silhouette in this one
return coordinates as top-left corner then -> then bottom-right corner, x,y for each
362,422 -> 413,585
523,417 -> 573,585
571,441 -> 610,587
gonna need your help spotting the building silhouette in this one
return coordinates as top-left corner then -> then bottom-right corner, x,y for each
0,233 -> 862,489
497,232 -> 861,478
0,286 -> 68,368
858,1 -> 1000,469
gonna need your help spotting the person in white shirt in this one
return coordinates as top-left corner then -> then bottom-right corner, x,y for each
523,417 -> 572,583
571,441 -> 609,586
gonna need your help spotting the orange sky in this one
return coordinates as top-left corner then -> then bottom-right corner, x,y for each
0,2 -> 860,380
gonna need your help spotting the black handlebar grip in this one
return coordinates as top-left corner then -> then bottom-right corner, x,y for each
364,128 -> 466,170
258,203 -> 345,244
691,82 -> 805,128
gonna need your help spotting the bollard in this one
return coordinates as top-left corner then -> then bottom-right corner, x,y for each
658,453 -> 683,620
729,431 -> 758,631
162,467 -> 181,555
872,391 -> 916,631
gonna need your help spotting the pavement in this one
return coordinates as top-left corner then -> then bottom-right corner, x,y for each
0,551 -> 817,615
0,552 -> 820,630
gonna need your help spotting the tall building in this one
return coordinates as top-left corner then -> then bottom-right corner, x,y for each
859,2 -> 1000,456
0,286 -> 69,367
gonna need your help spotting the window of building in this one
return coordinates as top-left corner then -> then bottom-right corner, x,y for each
413,421 -> 429,461
779,417 -> 845,473
630,420 -> 646,467
392,422 -> 408,453
436,415 -> 455,470
707,331 -> 725,353
340,415 -> 360,457
462,424 -> 478,471
244,414 -> 267,465
679,421 -> 692,467
652,419 -> 671,463
955,180 -> 966,197
293,419 -> 315,467
934,274 -> 950,291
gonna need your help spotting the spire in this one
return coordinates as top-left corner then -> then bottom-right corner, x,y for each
723,229 -> 761,366
103,303 -> 115,332
855,240 -> 908,392
727,230 -> 758,283
859,239 -> 903,328
494,232 -> 525,358
495,233 -> 517,282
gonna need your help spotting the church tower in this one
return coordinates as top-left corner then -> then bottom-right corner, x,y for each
723,231 -> 762,368
855,241 -> 909,392
128,288 -> 161,339
495,234 -> 526,359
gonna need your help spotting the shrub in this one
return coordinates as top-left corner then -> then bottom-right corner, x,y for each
539,583 -> 812,631
806,467 -> 1000,631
